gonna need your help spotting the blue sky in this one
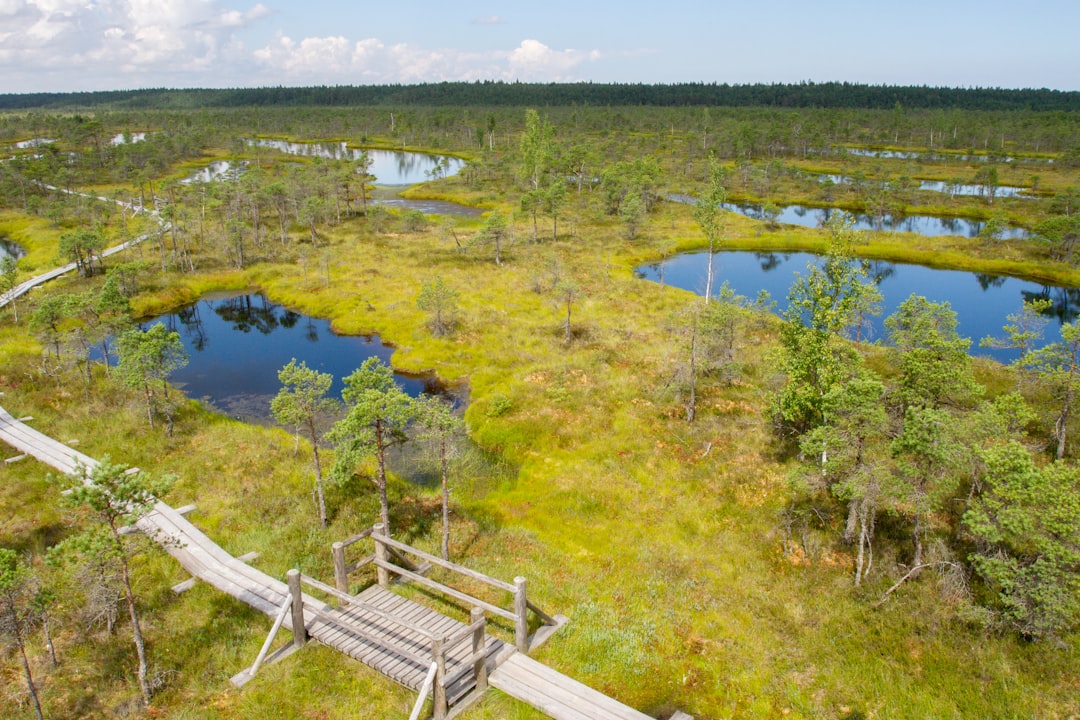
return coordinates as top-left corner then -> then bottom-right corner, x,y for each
1,0 -> 1077,93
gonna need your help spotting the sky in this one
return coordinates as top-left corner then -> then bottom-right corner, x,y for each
1,0 -> 1077,94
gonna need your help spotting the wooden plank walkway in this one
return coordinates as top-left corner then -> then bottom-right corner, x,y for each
0,405 -> 291,617
308,585 -> 505,703
490,653 -> 654,720
0,406 -> 496,705
1,406 -> 680,719
0,229 -> 158,309
0,182 -> 161,310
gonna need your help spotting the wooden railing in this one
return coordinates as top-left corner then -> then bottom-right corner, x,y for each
332,523 -> 558,654
294,567 -> 488,720
331,527 -> 374,594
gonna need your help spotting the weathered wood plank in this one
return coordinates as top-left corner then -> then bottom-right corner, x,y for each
375,560 -> 517,622
488,670 -> 593,720
5,407 -> 663,720
171,578 -> 198,594
490,653 -> 654,720
377,535 -> 517,593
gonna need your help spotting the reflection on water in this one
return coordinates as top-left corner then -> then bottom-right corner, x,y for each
1,236 -> 26,261
12,138 -> 55,149
181,160 -> 245,184
373,197 -> 483,217
810,173 -> 1029,198
110,132 -> 148,145
636,250 -> 1079,362
248,139 -> 464,184
140,293 -> 447,423
842,148 -> 1053,164
667,194 -> 1030,239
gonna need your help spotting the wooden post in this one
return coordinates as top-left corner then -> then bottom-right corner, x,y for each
332,541 -> 348,603
471,606 -> 487,692
432,638 -> 447,720
514,576 -> 528,653
373,523 -> 389,588
287,570 -> 307,648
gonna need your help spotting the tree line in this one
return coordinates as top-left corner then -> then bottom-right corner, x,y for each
2,81 -> 1079,112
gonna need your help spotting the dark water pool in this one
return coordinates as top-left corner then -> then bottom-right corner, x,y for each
139,293 -> 446,422
636,251 -> 1078,363
667,194 -> 1030,240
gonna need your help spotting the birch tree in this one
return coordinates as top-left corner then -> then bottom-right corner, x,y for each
693,158 -> 726,303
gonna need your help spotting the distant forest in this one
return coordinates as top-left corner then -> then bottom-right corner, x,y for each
2,81 -> 1078,112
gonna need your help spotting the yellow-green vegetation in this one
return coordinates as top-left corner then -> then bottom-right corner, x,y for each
1,107 -> 1079,720
0,211 -> 71,274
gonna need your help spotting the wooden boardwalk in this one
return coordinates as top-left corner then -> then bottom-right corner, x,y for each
309,584 -> 505,704
1,407 -> 683,719
0,405 -> 497,705
491,653 -> 655,720
1,182 -> 161,310
0,229 -> 158,309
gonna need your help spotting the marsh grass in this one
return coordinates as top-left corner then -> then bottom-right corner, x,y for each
1,180 -> 1078,719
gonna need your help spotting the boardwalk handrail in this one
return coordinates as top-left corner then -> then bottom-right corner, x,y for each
332,528 -> 375,592
365,523 -> 556,653
376,533 -> 516,592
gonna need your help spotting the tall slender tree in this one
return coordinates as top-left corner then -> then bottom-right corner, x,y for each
693,158 -> 727,303
272,359 -> 339,527
415,396 -> 463,560
55,459 -> 173,707
329,358 -> 415,532
0,548 -> 45,720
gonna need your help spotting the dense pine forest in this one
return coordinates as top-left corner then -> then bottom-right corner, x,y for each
0,89 -> 1078,719
2,81 -> 1079,112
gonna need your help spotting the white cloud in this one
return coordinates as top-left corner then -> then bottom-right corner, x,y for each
507,39 -> 598,81
471,15 -> 503,26
0,0 -> 270,90
0,2 -> 604,91
254,36 -> 601,84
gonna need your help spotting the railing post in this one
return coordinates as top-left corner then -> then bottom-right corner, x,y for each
373,523 -> 390,588
332,541 -> 348,603
514,576 -> 528,653
432,638 -> 447,720
471,606 -> 487,692
287,569 -> 308,648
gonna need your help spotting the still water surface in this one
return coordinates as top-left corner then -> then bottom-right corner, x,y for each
636,251 -> 1078,363
0,235 -> 26,261
143,293 -> 444,422
249,139 -> 465,184
667,194 -> 1030,239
